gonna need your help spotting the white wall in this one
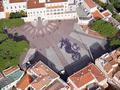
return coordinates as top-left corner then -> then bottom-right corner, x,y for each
0,12 -> 5,19
4,2 -> 27,12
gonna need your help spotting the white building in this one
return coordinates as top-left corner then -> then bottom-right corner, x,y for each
1,0 -> 110,25
24,0 -> 78,22
2,0 -> 27,13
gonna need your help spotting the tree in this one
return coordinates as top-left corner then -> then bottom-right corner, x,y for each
110,38 -> 120,49
90,20 -> 120,49
20,10 -> 27,17
90,20 -> 118,38
12,86 -> 17,90
109,0 -> 120,12
10,12 -> 22,19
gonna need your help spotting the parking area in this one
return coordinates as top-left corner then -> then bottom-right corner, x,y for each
10,19 -> 108,75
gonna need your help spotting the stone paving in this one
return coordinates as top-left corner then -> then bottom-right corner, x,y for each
10,19 -> 108,74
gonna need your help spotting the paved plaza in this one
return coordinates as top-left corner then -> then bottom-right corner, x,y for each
10,19 -> 108,75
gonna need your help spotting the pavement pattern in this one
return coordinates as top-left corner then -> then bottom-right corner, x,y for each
10,19 -> 108,75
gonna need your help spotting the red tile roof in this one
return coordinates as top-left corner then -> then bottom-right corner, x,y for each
3,66 -> 19,76
17,74 -> 32,90
92,10 -> 103,19
28,61 -> 59,90
102,10 -> 111,17
0,2 -> 4,12
84,0 -> 96,8
69,63 -> 105,88
31,76 -> 52,90
9,0 -> 25,3
27,0 -> 45,9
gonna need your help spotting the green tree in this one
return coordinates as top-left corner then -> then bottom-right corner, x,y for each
90,20 -> 118,38
10,12 -> 22,19
90,20 -> 120,49
20,10 -> 27,17
109,0 -> 120,12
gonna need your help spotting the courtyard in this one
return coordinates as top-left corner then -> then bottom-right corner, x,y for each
9,19 -> 108,75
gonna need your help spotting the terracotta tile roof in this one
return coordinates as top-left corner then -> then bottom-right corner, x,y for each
92,10 -> 103,19
45,79 -> 67,90
3,66 -> 19,76
0,2 -> 4,12
27,0 -> 45,9
114,71 -> 120,79
30,61 -> 58,79
31,76 -> 51,90
16,74 -> 32,90
29,61 -> 59,90
9,0 -> 26,3
68,63 -> 105,88
102,10 -> 111,17
103,63 -> 112,73
84,0 -> 96,8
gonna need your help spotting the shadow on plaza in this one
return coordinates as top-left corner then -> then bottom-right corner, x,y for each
63,55 -> 92,80
89,42 -> 109,60
20,35 -> 110,81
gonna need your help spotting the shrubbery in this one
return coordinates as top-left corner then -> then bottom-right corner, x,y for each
9,10 -> 27,19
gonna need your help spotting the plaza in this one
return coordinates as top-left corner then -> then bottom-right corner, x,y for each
9,19 -> 108,75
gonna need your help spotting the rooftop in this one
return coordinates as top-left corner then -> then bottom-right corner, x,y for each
27,0 -> 45,9
28,61 -> 59,90
3,66 -> 19,76
92,10 -> 103,19
102,10 -> 112,17
45,79 -> 69,90
9,0 -> 26,3
76,5 -> 89,18
84,0 -> 96,8
16,74 -> 32,90
0,69 -> 24,89
68,63 -> 105,88
103,48 -> 120,66
103,63 -> 112,73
